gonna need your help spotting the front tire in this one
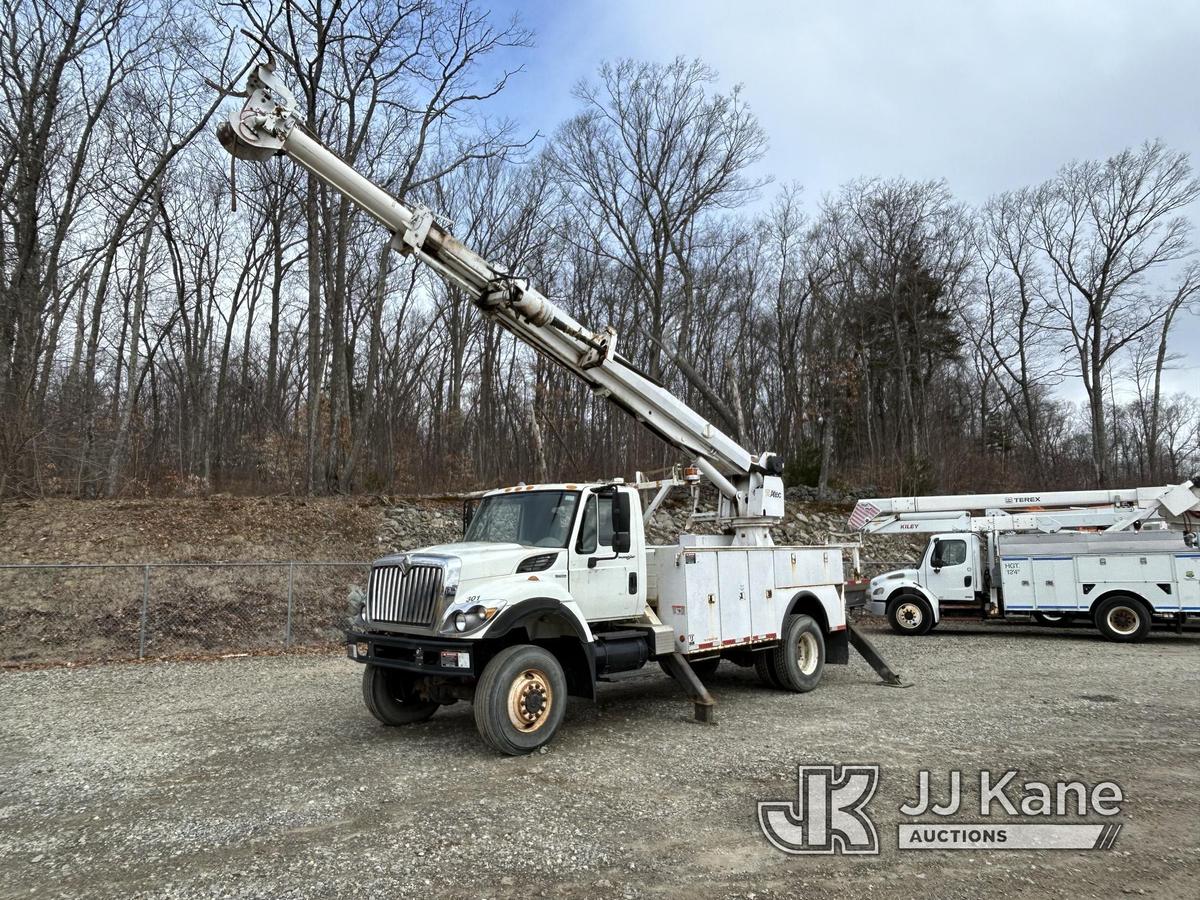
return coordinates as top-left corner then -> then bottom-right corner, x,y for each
768,614 -> 826,693
1094,596 -> 1150,643
473,644 -> 567,755
362,665 -> 439,726
887,595 -> 934,636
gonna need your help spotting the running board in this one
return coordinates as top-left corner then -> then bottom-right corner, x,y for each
658,652 -> 717,724
848,625 -> 910,688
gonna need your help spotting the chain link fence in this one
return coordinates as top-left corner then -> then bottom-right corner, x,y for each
0,562 -> 371,666
0,555 -> 915,667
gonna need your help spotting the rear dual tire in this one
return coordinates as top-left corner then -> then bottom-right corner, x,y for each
1094,595 -> 1151,643
754,614 -> 825,693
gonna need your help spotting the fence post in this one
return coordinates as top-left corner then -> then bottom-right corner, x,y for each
138,565 -> 150,659
285,562 -> 294,648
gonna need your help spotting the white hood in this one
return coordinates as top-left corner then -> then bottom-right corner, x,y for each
409,541 -> 557,582
870,568 -> 920,591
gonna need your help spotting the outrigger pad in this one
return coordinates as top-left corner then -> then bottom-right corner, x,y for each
660,652 -> 718,725
847,624 -> 911,688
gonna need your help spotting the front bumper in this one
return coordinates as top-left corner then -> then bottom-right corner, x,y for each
346,629 -> 479,678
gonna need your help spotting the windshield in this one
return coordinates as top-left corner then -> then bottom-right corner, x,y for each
464,491 -> 580,548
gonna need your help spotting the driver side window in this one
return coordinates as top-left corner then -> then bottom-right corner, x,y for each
939,540 -> 967,566
575,493 -> 615,555
577,497 -> 597,554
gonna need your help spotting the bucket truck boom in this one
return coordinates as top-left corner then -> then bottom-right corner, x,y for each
218,59 -> 783,545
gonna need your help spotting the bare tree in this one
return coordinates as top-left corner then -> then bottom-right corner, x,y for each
549,57 -> 768,391
1034,140 -> 1200,486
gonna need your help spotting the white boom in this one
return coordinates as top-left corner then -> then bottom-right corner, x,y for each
217,59 -> 785,542
850,477 -> 1200,536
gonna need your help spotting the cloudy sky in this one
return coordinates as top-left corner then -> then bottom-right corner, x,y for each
483,0 -> 1199,400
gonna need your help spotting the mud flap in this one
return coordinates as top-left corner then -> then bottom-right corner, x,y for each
848,624 -> 910,687
659,652 -> 717,724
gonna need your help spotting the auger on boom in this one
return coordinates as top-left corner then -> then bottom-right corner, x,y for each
218,53 -> 901,755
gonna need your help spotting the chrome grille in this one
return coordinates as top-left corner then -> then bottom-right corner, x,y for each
367,563 -> 444,626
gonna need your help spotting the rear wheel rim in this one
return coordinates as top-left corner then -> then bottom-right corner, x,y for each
507,668 -> 553,732
896,602 -> 923,629
796,632 -> 819,675
1106,605 -> 1140,636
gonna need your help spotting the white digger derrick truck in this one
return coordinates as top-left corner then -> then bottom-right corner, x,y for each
216,56 -> 902,754
849,479 -> 1200,642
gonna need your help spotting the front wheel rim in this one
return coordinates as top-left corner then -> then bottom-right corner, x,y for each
1106,606 -> 1140,636
796,632 -> 819,675
896,602 -> 923,629
507,668 -> 554,732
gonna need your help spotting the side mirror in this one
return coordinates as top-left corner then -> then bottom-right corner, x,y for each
930,539 -> 944,570
613,490 -> 631,534
613,530 -> 631,554
462,499 -> 477,537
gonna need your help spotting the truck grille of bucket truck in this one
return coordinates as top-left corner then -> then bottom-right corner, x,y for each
366,563 -> 444,626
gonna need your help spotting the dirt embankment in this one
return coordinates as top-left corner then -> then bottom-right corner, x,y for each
0,496 -> 388,666
0,495 -> 384,564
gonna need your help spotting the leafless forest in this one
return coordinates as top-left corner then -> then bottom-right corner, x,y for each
2,0 -> 1198,501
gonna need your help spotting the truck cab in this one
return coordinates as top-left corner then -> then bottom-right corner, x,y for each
866,532 -> 984,634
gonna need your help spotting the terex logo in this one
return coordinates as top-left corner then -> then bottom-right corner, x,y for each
758,765 -> 879,854
1005,495 -> 1041,504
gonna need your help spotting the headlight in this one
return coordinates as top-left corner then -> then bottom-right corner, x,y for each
452,604 -> 489,633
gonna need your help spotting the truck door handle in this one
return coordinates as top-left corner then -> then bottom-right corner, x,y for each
628,572 -> 637,594
964,575 -> 972,587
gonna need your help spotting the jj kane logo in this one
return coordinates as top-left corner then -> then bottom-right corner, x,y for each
758,765 -> 880,854
759,765 -> 1124,855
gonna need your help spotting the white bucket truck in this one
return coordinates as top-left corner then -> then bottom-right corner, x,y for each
850,479 -> 1200,642
216,56 -> 901,754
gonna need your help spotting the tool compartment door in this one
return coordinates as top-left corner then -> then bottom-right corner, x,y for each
1031,558 -> 1079,610
773,547 -> 839,589
717,550 -> 752,645
1177,555 -> 1200,612
747,549 -> 778,640
999,557 -> 1035,609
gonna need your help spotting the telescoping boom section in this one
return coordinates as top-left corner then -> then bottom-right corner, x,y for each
217,60 -> 785,541
849,478 -> 1200,536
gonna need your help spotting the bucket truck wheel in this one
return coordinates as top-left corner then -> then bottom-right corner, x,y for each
887,595 -> 934,636
473,644 -> 567,755
1033,611 -> 1068,626
659,655 -> 721,682
754,650 -> 782,688
769,614 -> 826,693
361,665 -> 439,726
1094,596 -> 1150,643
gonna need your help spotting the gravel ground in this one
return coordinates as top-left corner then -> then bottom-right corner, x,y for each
1,619 -> 1197,899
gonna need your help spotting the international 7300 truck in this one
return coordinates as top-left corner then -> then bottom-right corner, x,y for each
216,55 -> 900,754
